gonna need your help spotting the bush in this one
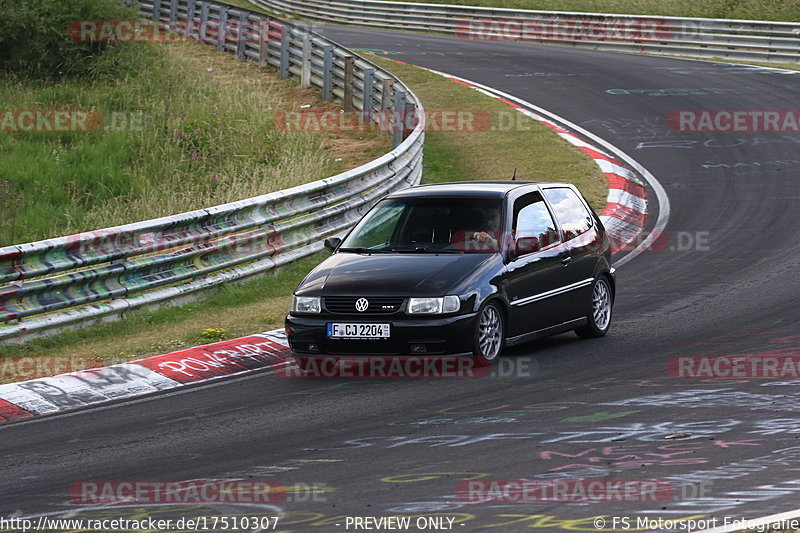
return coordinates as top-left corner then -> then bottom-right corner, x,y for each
0,0 -> 139,78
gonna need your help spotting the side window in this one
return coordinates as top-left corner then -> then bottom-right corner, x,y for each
543,187 -> 593,241
512,192 -> 559,250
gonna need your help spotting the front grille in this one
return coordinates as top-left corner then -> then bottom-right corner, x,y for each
324,296 -> 405,314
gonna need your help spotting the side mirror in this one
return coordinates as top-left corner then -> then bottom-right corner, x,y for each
515,237 -> 540,255
324,237 -> 341,253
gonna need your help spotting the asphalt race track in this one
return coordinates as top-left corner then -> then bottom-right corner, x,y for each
3,25 -> 800,533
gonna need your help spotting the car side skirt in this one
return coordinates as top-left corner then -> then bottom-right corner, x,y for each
505,317 -> 588,347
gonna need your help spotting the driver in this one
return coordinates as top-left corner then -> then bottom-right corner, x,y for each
471,210 -> 500,250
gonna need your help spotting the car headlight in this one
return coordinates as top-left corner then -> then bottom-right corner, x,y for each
407,295 -> 460,315
291,295 -> 321,314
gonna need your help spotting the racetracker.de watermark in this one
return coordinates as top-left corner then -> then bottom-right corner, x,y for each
0,356 -> 104,382
0,110 -> 147,133
667,354 -> 800,378
273,109 -> 538,134
278,356 -> 539,379
437,229 -> 711,254
456,479 -> 674,502
67,19 -> 284,44
455,17 -> 675,42
668,110 -> 800,133
64,227 -> 287,256
69,480 -> 287,504
0,110 -> 103,133
612,230 -> 711,254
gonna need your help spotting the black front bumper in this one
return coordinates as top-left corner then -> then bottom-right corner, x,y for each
285,312 -> 478,357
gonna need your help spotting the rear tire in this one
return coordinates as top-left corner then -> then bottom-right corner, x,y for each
575,276 -> 613,338
472,301 -> 505,366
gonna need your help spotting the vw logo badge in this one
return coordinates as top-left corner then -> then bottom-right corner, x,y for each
355,298 -> 369,312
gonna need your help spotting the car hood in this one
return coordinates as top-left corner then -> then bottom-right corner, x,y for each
296,252 -> 497,296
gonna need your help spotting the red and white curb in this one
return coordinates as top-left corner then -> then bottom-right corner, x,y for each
0,330 -> 291,424
413,65 -> 650,255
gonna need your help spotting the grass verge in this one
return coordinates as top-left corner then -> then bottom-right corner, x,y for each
220,0 -> 273,14
0,41 -> 388,245
0,54 -> 607,380
396,0 -> 799,21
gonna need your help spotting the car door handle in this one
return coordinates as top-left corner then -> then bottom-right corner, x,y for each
560,255 -> 572,266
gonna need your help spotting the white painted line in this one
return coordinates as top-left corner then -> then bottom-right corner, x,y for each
423,67 -> 670,270
555,133 -> 613,157
471,86 -> 503,99
691,507 -> 800,533
595,159 -> 643,184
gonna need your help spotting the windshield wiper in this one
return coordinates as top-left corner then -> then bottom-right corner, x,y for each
337,247 -> 393,253
339,246 -> 463,254
392,247 -> 463,254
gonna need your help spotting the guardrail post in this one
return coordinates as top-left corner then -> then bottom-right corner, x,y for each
379,78 -> 393,135
301,35 -> 312,88
392,90 -> 406,148
279,27 -> 291,78
362,68 -> 374,122
236,11 -> 247,59
258,24 -> 269,66
322,45 -> 334,101
153,0 -> 162,21
404,101 -> 417,139
380,78 -> 393,110
186,0 -> 196,39
169,0 -> 178,30
200,3 -> 210,44
217,7 -> 228,52
343,56 -> 355,111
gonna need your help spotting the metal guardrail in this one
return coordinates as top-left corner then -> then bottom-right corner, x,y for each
0,0 -> 424,342
250,0 -> 800,64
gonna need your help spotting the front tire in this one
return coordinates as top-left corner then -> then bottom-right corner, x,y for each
575,276 -> 613,338
472,301 -> 505,366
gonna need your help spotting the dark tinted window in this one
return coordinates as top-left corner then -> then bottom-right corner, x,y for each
543,187 -> 593,241
512,192 -> 559,250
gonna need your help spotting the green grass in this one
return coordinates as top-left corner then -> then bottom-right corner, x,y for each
396,0 -> 799,21
220,0 -> 273,14
0,41 -> 388,246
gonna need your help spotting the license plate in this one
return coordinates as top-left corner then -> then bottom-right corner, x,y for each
327,323 -> 390,339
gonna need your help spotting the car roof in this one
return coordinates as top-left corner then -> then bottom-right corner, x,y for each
386,180 -> 573,199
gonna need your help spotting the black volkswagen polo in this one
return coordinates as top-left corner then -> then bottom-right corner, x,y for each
285,181 -> 615,367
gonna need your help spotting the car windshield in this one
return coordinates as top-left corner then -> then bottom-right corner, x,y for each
340,197 -> 503,253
